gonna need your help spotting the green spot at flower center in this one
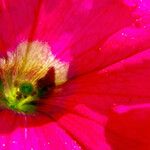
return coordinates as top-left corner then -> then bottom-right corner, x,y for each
0,80 -> 4,92
1,78 -> 54,114
19,82 -> 33,95
2,81 -> 38,114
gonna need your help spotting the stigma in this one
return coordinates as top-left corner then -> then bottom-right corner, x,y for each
0,41 -> 69,114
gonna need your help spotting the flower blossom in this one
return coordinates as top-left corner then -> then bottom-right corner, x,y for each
0,0 -> 150,150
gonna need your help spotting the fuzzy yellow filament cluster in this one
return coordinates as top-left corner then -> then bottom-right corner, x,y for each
0,41 -> 69,113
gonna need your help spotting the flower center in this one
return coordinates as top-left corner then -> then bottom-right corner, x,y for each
19,82 -> 34,95
1,81 -> 38,113
0,41 -> 69,114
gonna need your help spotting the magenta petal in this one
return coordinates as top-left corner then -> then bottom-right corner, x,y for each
42,49 -> 150,148
58,112 -> 110,150
23,0 -> 135,76
61,48 -> 150,112
0,0 -> 40,55
0,110 -> 81,150
106,108 -> 150,150
0,0 -> 150,149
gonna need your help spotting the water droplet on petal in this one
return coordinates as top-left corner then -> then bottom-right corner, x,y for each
12,141 -> 16,144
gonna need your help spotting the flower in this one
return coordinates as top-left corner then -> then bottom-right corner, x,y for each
0,0 -> 150,150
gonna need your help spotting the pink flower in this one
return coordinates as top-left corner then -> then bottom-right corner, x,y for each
0,0 -> 150,149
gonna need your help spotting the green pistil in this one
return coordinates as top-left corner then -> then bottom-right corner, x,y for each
0,79 -> 52,114
19,82 -> 33,95
2,82 -> 38,114
0,80 -> 4,92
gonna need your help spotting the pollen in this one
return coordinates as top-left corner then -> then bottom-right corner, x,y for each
0,41 -> 69,114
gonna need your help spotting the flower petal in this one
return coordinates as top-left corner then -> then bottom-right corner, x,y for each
0,0 -> 39,54
41,48 -> 150,148
58,112 -> 110,150
0,110 -> 81,150
33,0 -> 135,77
106,107 -> 150,150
